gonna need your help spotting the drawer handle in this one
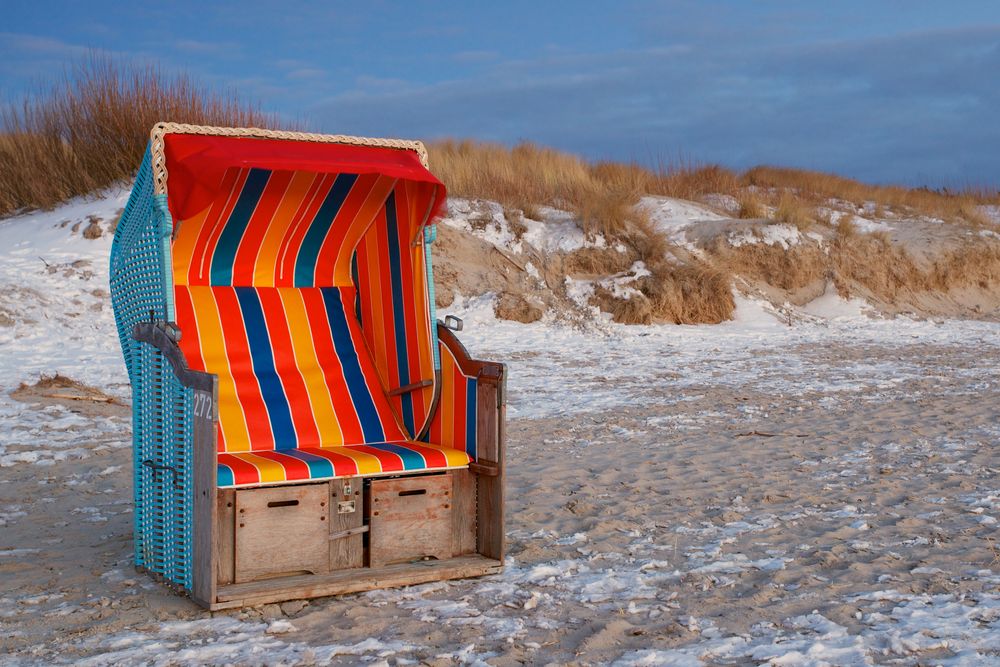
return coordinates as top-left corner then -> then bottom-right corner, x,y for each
398,489 -> 427,497
267,499 -> 300,508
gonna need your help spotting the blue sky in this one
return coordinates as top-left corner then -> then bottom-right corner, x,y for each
2,1 -> 999,187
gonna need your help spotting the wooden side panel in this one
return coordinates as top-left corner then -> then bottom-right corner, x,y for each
369,474 -> 452,567
476,375 -> 505,561
191,382 -> 218,606
329,478 -> 363,570
234,484 -> 330,583
452,469 -> 477,555
216,488 -> 235,586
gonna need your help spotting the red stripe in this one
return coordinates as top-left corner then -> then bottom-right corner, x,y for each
276,174 -> 333,287
195,169 -> 247,284
299,288 -> 365,443
232,171 -> 294,284
453,364 -> 467,453
218,454 -> 262,486
396,441 -> 449,468
313,173 -> 379,285
249,450 -> 310,481
349,445 -> 405,473
338,288 -> 406,440
297,447 -> 362,477
214,287 -> 275,450
257,289 -> 321,448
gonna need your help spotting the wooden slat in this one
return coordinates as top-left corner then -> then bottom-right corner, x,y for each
213,555 -> 502,609
191,382 -> 218,606
234,484 -> 330,583
452,469 -> 477,556
329,478 -> 363,571
388,378 -> 433,397
369,474 -> 452,567
216,488 -> 235,586
476,378 -> 505,561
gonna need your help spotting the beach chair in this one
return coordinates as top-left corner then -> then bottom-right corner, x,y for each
109,124 -> 505,609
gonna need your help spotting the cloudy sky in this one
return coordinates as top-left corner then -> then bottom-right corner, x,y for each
3,1 -> 998,186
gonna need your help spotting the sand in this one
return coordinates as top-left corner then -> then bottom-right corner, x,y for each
3,311 -> 999,665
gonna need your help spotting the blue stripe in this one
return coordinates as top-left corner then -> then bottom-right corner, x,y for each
465,377 -> 477,458
210,169 -> 270,285
280,450 -> 335,479
369,443 -> 426,470
234,287 -> 297,449
385,193 -> 415,435
321,288 -> 385,442
217,463 -> 235,488
294,174 -> 357,287
350,251 -> 362,326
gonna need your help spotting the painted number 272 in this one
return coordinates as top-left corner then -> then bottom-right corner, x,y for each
193,392 -> 213,419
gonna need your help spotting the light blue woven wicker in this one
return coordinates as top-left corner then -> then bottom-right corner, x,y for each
109,146 -> 194,590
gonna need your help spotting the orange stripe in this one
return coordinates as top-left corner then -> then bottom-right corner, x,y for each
255,172 -> 319,286
299,288 -> 365,443
232,171 -> 294,284
257,288 -> 321,447
184,286 -> 251,451
312,174 -> 377,286
332,176 -> 398,284
196,169 -> 247,284
276,174 -> 333,286
214,287 -> 275,450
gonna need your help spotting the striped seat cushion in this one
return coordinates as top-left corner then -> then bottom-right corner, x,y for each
217,441 -> 471,488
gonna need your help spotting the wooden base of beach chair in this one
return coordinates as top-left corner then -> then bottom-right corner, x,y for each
196,466 -> 502,610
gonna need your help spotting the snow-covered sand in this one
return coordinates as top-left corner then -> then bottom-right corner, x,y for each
2,192 -> 1000,665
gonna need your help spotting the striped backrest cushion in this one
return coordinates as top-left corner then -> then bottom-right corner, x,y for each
353,185 -> 437,439
174,284 -> 407,453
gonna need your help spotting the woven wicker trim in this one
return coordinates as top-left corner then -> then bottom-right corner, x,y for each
149,122 -> 430,196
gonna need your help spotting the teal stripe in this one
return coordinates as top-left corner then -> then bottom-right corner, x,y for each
294,174 -> 357,287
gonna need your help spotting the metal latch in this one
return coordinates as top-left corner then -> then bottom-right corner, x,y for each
337,500 -> 356,514
443,315 -> 463,331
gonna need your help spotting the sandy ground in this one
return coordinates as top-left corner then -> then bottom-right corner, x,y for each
3,314 -> 999,665
2,189 -> 999,665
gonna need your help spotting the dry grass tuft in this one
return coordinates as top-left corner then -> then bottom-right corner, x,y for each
737,191 -> 766,219
773,192 -> 815,230
744,165 -> 998,223
0,54 -> 276,217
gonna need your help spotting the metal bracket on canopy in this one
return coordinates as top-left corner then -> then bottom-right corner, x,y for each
443,315 -> 463,332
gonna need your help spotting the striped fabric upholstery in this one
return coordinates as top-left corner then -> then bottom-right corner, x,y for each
354,184 -> 437,438
218,442 -> 471,488
423,342 -> 478,459
169,165 -> 469,488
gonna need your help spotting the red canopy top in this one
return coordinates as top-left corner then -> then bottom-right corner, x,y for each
162,133 -> 446,224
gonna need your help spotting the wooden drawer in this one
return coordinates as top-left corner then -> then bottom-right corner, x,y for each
234,484 -> 329,583
369,474 -> 453,567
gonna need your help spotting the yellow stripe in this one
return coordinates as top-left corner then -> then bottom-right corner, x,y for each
171,206 -> 211,286
188,286 -> 252,452
279,289 -> 344,446
239,452 -> 290,484
254,172 -> 318,287
437,444 -> 472,467
328,447 -> 384,476
332,176 -> 398,284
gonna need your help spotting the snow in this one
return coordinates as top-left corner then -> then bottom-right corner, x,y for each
639,196 -> 728,242
442,198 -> 612,254
727,223 -> 803,249
4,189 -> 1000,664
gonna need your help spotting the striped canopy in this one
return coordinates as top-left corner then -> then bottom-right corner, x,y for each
163,133 -> 455,485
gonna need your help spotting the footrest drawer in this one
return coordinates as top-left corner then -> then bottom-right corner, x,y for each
234,484 -> 329,583
369,474 -> 453,567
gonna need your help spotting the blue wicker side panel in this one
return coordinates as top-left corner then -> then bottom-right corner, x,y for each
109,146 -> 194,590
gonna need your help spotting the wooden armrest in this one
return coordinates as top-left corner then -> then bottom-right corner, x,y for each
388,379 -> 433,397
469,462 -> 500,477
